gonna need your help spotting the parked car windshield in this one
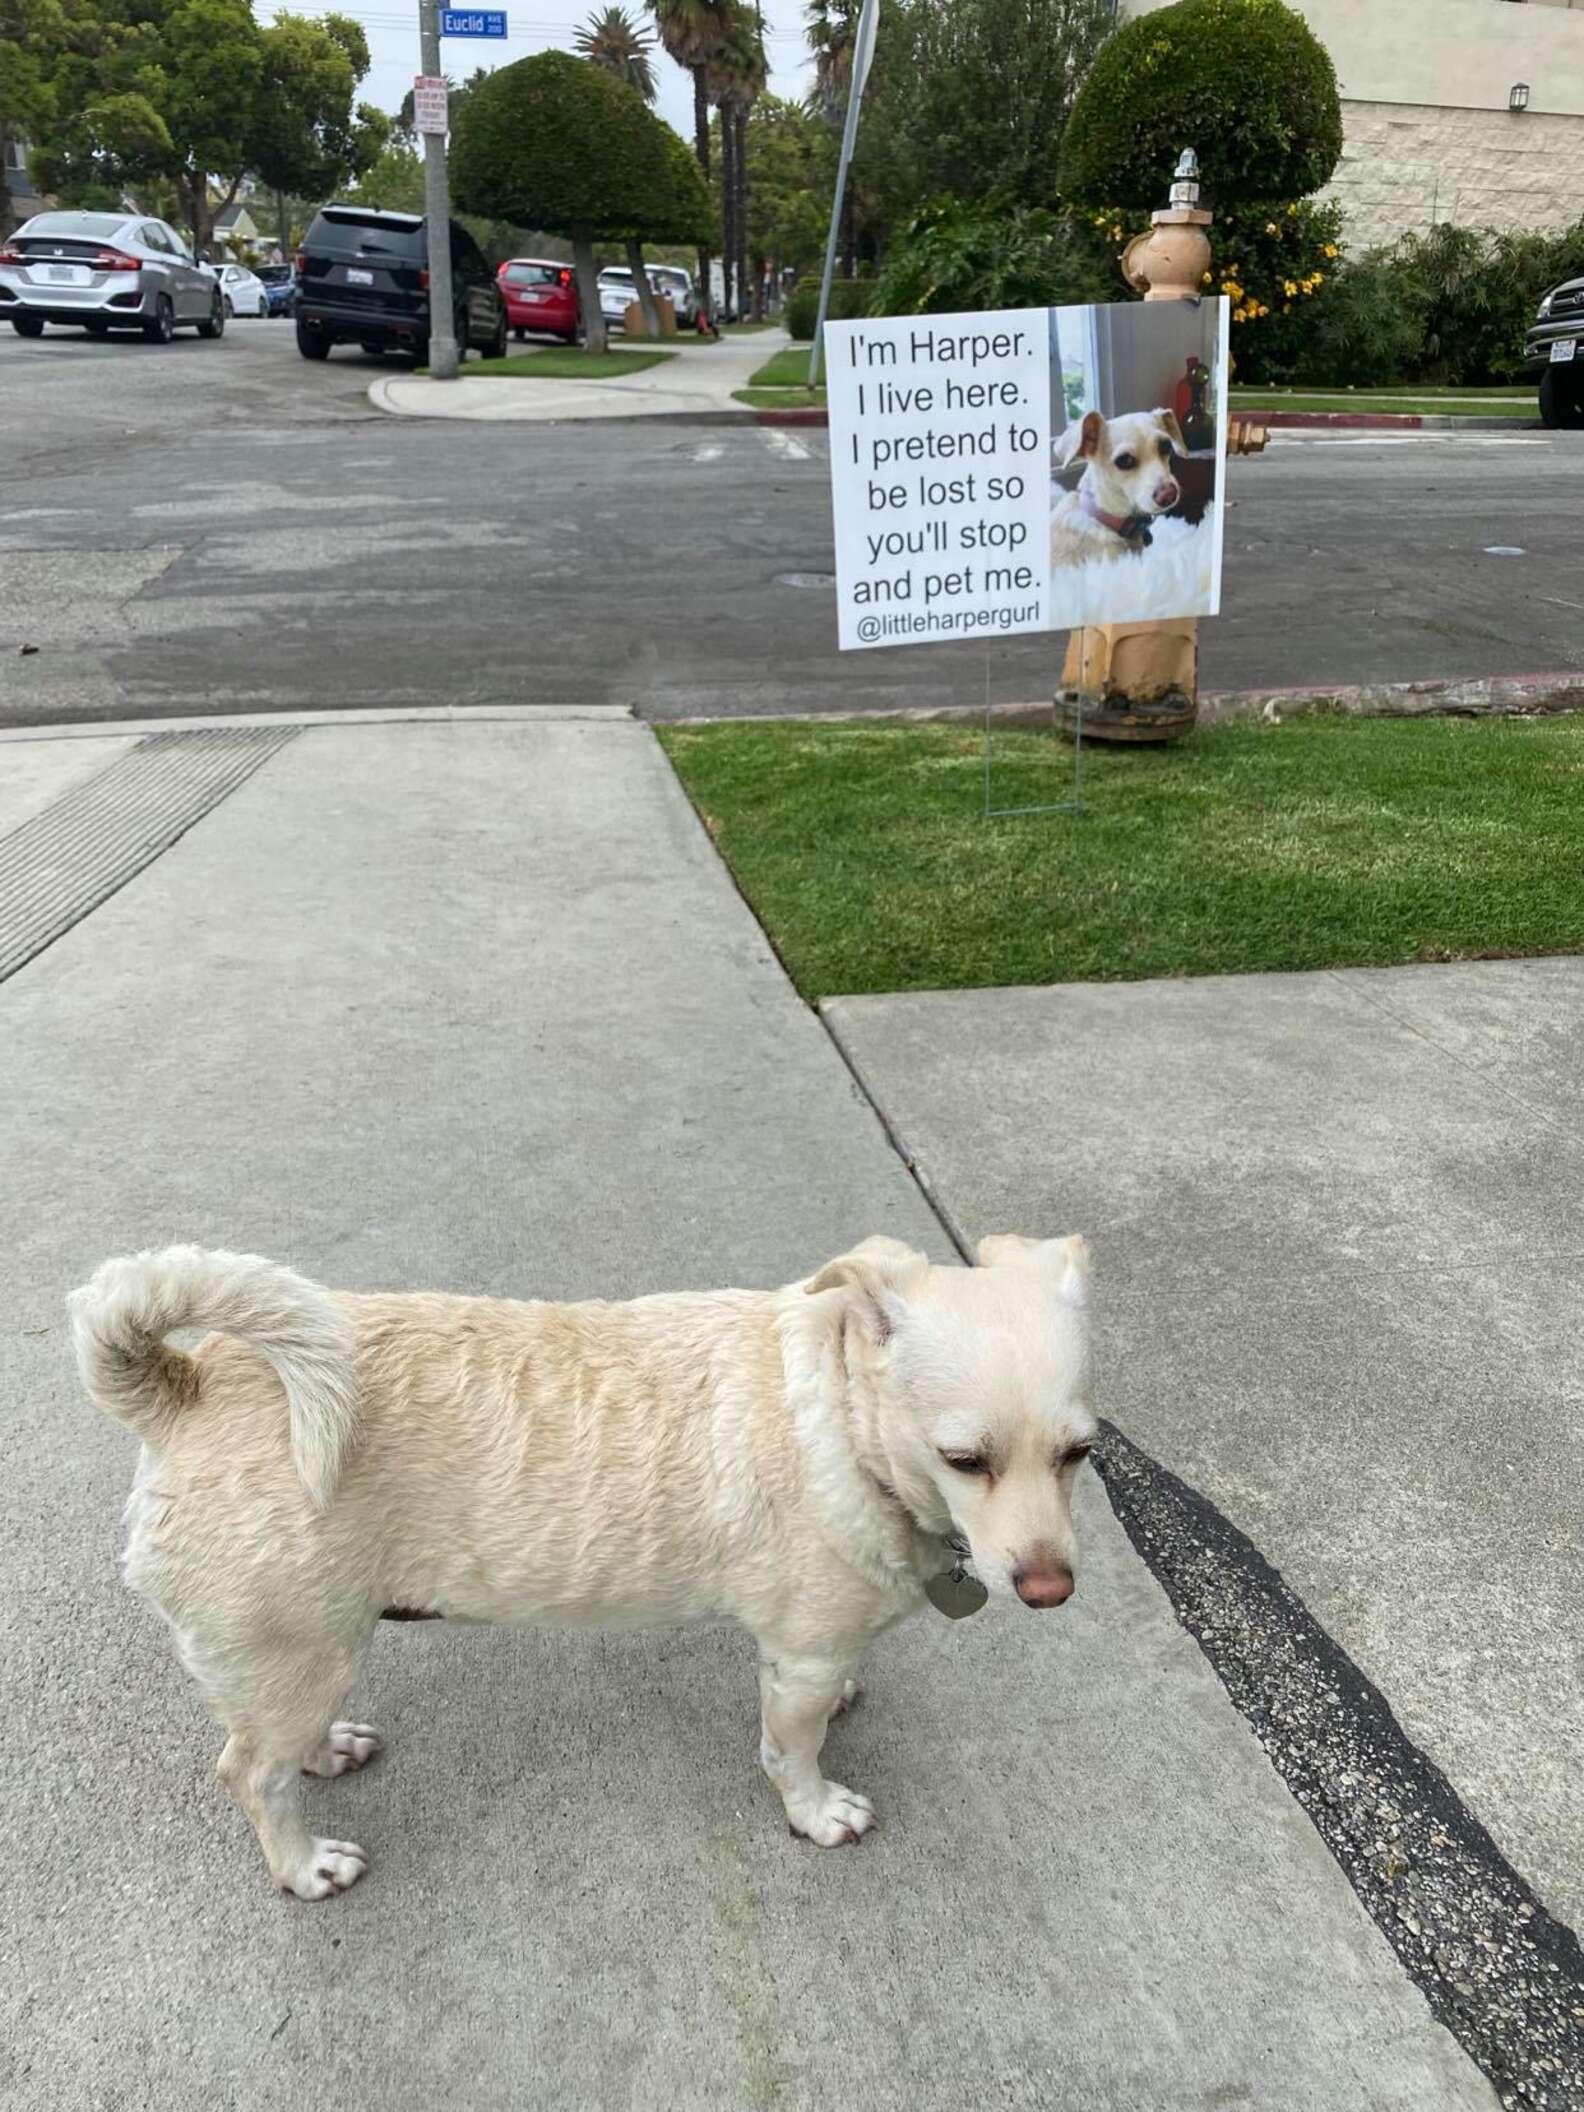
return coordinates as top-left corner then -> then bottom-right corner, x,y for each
19,211 -> 129,241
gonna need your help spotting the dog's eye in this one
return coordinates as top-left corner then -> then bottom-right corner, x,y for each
940,1452 -> 992,1477
1158,439 -> 1172,457
1058,1443 -> 1094,1471
1113,451 -> 1136,470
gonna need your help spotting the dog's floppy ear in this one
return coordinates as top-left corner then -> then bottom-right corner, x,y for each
1155,407 -> 1187,454
1054,410 -> 1104,469
805,1236 -> 930,1344
977,1233 -> 1090,1310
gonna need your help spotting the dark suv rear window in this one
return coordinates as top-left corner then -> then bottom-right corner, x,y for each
308,210 -> 425,255
504,262 -> 564,287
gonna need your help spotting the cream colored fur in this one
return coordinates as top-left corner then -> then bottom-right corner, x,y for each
1050,406 -> 1187,569
68,1233 -> 1096,1899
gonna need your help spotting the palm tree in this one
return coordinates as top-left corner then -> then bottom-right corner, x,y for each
649,0 -> 734,322
575,7 -> 658,104
804,0 -> 861,275
706,5 -> 765,319
804,0 -> 856,120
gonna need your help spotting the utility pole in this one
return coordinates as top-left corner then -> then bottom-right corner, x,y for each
417,0 -> 459,380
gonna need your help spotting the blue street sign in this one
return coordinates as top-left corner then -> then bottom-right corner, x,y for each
440,9 -> 506,33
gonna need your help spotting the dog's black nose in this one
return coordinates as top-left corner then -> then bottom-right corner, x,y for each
1014,1565 -> 1074,1608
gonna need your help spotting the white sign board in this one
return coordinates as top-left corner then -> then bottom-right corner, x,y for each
413,75 -> 450,135
826,299 -> 1230,650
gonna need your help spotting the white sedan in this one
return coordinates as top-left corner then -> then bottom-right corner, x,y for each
206,263 -> 268,317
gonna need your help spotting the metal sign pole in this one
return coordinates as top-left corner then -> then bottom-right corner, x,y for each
808,0 -> 879,389
418,0 -> 460,381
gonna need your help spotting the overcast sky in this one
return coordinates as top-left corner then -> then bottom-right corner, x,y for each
274,2 -> 817,143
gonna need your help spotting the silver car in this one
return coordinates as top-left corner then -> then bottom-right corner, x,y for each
0,210 -> 225,343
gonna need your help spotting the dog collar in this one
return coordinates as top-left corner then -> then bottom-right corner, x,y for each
1080,489 -> 1154,548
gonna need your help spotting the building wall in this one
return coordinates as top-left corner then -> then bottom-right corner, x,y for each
1123,0 -> 1584,241
1329,100 -> 1584,247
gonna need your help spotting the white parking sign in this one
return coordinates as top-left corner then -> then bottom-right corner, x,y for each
413,75 -> 449,135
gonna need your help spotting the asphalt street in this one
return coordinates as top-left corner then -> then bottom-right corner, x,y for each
2,321 -> 1583,728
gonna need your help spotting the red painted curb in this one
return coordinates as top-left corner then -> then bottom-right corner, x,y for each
1257,410 -> 1422,429
753,407 -> 830,427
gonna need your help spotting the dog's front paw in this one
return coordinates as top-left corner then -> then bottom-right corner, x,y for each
786,1782 -> 877,1848
304,1722 -> 383,1778
281,1838 -> 369,1901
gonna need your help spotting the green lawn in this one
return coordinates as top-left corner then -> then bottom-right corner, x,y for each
734,386 -> 828,409
658,714 -> 1584,999
415,347 -> 675,379
1231,385 -> 1534,419
734,346 -> 827,408
748,346 -> 821,388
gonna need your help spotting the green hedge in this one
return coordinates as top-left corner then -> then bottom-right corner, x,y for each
784,273 -> 875,342
1061,0 -> 1342,210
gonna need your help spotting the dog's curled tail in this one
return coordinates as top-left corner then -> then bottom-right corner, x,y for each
67,1246 -> 357,1509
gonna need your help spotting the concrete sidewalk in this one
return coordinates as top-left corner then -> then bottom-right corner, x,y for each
369,329 -> 788,422
1,717 -> 1492,2110
826,961 -> 1584,2102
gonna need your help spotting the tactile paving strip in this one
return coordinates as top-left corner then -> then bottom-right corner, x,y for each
0,726 -> 298,984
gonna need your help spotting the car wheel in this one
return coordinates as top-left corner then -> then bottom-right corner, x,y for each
360,341 -> 385,357
142,295 -> 175,345
514,327 -> 526,341
1538,365 -> 1584,429
197,291 -> 226,340
482,310 -> 508,360
296,318 -> 332,361
85,319 -> 110,337
12,314 -> 45,338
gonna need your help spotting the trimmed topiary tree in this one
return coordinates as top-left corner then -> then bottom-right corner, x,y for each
1059,0 -> 1342,211
451,49 -> 697,350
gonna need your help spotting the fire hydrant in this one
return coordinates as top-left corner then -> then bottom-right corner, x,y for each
1057,150 -> 1267,743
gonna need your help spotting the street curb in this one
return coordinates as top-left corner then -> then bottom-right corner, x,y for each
660,669 -> 1584,731
1257,409 -> 1539,431
0,704 -> 635,746
727,407 -> 1545,433
365,376 -> 1540,434
367,376 -> 762,426
752,407 -> 831,427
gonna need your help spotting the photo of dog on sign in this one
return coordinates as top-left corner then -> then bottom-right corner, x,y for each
1048,298 -> 1229,628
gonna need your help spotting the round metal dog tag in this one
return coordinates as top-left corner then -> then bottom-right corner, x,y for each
925,1567 -> 989,1620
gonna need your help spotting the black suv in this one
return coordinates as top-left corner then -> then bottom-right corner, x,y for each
1523,274 -> 1584,428
294,204 -> 507,364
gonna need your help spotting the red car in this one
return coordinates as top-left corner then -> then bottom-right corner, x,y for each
497,257 -> 579,344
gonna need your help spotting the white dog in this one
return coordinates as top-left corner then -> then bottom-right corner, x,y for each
69,1233 -> 1096,1899
1051,407 -> 1185,568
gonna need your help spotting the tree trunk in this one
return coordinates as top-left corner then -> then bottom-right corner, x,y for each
0,126 -> 15,242
719,105 -> 735,322
275,188 -> 289,257
736,106 -> 752,322
693,65 -> 712,330
623,236 -> 662,339
572,229 -> 606,353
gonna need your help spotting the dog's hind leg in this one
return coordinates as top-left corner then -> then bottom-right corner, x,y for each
205,1627 -> 378,1899
757,1650 -> 876,1848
